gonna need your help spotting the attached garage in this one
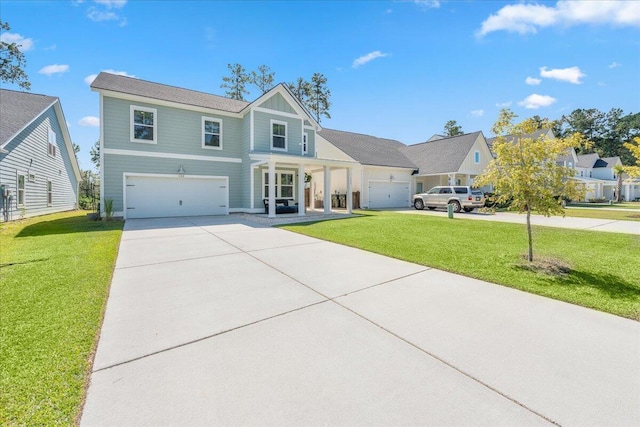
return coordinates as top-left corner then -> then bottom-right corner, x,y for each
368,181 -> 410,209
124,174 -> 228,219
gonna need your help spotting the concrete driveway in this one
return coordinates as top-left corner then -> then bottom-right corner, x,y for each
81,216 -> 640,426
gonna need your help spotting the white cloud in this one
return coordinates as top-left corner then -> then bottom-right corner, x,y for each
518,94 -> 557,109
39,64 -> 69,75
79,116 -> 100,127
471,109 -> 485,117
352,51 -> 389,68
94,0 -> 127,8
608,61 -> 621,68
496,101 -> 512,108
414,0 -> 440,9
525,76 -> 541,85
477,0 -> 640,37
87,8 -> 119,21
84,69 -> 135,85
0,32 -> 34,51
540,66 -> 585,84
598,82 -> 607,87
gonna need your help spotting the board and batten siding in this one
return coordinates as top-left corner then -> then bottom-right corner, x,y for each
458,134 -> 492,175
103,154 -> 243,213
252,110 -> 303,155
0,105 -> 78,221
259,93 -> 296,114
102,97 -> 244,159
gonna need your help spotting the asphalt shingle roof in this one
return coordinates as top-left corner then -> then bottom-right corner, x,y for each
318,128 -> 416,168
90,72 -> 250,113
401,132 -> 482,175
598,156 -> 621,168
0,89 -> 58,145
576,153 -> 600,168
486,129 -> 551,154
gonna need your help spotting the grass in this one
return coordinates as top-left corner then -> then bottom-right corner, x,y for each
0,211 -> 123,426
563,208 -> 640,222
567,202 -> 640,210
281,210 -> 640,320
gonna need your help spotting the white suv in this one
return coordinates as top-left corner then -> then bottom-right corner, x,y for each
413,186 -> 485,213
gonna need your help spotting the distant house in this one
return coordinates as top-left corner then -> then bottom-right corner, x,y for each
0,89 -> 81,221
315,129 -> 416,209
402,131 -> 494,193
574,153 -> 639,201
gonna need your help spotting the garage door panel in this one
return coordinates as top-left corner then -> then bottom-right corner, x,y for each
368,181 -> 410,209
126,176 -> 228,219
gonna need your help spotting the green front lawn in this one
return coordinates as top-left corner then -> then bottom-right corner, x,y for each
564,207 -> 640,222
0,211 -> 123,426
568,202 -> 640,210
281,211 -> 640,320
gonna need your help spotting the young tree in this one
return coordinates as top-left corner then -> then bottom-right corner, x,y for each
250,64 -> 275,94
90,140 -> 100,169
306,73 -> 331,124
220,63 -> 249,101
0,20 -> 30,90
474,109 -> 588,262
443,120 -> 463,136
623,136 -> 640,178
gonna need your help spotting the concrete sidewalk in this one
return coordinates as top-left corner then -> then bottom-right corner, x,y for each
81,216 -> 640,426
395,208 -> 640,234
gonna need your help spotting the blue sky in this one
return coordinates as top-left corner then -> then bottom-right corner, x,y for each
2,0 -> 639,171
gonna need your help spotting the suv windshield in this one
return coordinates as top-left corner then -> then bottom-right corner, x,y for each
471,189 -> 483,195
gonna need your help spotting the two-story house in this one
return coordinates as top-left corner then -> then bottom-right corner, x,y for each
574,153 -> 638,201
91,73 -> 358,219
0,89 -> 81,221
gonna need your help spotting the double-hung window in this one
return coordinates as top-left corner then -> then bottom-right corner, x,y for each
48,128 -> 57,157
271,120 -> 287,151
263,172 -> 295,199
17,174 -> 25,206
202,117 -> 223,150
130,106 -> 157,143
303,132 -> 309,155
47,181 -> 53,206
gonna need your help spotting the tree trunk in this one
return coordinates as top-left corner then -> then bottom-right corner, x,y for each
526,204 -> 533,262
617,175 -> 623,202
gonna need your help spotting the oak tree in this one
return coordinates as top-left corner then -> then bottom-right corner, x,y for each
0,20 -> 30,90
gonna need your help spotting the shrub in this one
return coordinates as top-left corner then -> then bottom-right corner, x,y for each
588,198 -> 607,203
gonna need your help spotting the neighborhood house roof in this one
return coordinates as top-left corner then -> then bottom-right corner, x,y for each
401,132 -> 483,175
576,153 -> 601,168
0,89 -> 58,146
486,129 -> 552,155
90,72 -> 250,113
318,128 -> 416,169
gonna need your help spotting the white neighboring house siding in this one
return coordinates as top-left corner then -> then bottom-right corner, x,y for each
100,95 -> 244,217
362,166 -> 413,208
0,103 -> 79,221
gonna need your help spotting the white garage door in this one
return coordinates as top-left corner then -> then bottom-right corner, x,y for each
125,175 -> 228,219
368,181 -> 410,208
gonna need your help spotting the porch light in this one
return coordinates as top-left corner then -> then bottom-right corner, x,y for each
178,165 -> 185,177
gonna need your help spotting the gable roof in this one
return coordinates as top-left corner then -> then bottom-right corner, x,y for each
91,72 -> 250,113
598,156 -> 621,168
401,132 -> 483,175
486,129 -> 552,155
576,153 -> 600,168
318,128 -> 415,168
1,89 -> 58,146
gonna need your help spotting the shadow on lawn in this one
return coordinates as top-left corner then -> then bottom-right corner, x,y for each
16,216 -> 122,238
543,269 -> 640,300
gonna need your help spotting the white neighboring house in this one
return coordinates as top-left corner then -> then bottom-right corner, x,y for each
315,129 -> 416,209
574,153 -> 640,201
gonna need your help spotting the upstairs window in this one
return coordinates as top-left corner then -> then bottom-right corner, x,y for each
202,117 -> 222,150
130,106 -> 157,143
48,128 -> 57,157
271,120 -> 287,151
474,150 -> 480,164
303,132 -> 309,154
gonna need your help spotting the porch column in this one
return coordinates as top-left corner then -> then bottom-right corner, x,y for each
346,167 -> 353,214
298,163 -> 305,216
268,161 -> 276,218
323,165 -> 331,214
466,174 -> 471,185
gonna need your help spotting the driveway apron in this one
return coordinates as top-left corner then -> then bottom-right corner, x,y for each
81,216 -> 640,426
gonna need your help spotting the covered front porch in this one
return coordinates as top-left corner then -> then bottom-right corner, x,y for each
249,153 -> 359,218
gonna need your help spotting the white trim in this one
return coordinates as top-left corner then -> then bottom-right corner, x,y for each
303,132 -> 309,155
303,125 -> 315,130
246,84 -> 321,131
261,169 -> 296,200
254,106 -> 300,120
249,152 -> 358,168
201,116 -> 223,150
103,148 -> 242,163
92,89 -> 243,119
270,119 -> 288,152
130,105 -> 158,144
122,172 -> 229,220
250,160 -> 269,210
100,94 -> 104,216
250,109 -> 255,151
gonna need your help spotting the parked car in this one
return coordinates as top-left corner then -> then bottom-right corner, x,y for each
413,186 -> 485,213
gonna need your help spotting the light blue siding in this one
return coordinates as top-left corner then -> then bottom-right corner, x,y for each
253,111 -> 303,155
103,154 -> 243,212
259,93 -> 296,114
0,105 -> 78,221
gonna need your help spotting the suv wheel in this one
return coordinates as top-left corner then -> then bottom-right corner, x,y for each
449,200 -> 461,213
414,199 -> 424,210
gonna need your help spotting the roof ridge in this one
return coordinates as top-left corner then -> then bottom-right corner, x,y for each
320,127 -> 404,144
409,130 -> 482,147
0,88 -> 58,100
